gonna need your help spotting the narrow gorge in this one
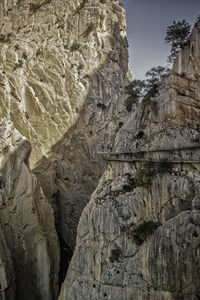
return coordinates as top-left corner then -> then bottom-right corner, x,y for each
0,0 -> 200,300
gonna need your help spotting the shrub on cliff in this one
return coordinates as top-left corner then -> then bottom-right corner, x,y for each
141,66 -> 168,105
125,79 -> 145,111
165,20 -> 191,63
124,66 -> 168,111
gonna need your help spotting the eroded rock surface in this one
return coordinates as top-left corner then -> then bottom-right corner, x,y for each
0,0 -> 131,293
59,22 -> 200,300
33,0 -> 130,276
0,0 -> 128,168
0,118 -> 59,300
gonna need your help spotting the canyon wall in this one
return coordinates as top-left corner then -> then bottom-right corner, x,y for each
33,0 -> 130,274
59,21 -> 200,300
0,0 -> 128,168
0,0 -> 131,298
0,118 -> 59,300
1,0 -> 199,299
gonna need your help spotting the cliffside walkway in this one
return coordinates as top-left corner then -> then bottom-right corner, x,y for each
97,144 -> 200,164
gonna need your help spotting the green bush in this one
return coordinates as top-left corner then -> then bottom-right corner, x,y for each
124,79 -> 145,112
125,93 -> 138,112
125,67 -> 169,111
134,162 -> 156,188
133,160 -> 172,188
141,66 -> 168,105
165,20 -> 191,63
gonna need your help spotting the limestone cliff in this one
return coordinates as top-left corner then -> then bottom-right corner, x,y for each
0,0 -> 130,298
0,0 -> 128,168
33,0 -> 129,278
0,118 -> 59,300
59,22 -> 200,299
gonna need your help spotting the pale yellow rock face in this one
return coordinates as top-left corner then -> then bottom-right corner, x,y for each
0,0 -> 126,168
0,117 -> 27,168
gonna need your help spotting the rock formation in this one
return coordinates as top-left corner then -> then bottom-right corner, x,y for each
0,0 -> 128,168
59,21 -> 200,300
0,0 -> 131,298
1,0 -> 199,299
0,227 -> 15,300
0,118 -> 59,300
33,0 -> 130,280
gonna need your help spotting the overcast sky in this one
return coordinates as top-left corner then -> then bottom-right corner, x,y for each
120,0 -> 200,79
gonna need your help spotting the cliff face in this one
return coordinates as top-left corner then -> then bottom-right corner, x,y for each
0,0 -> 130,298
0,0 -> 128,168
0,227 -> 15,300
33,0 -> 129,272
59,22 -> 200,300
0,118 -> 59,300
2,0 -> 199,299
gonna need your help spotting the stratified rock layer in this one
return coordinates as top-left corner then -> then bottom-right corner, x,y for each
0,118 -> 59,300
59,22 -> 200,300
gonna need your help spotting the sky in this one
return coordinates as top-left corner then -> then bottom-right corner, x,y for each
120,0 -> 200,79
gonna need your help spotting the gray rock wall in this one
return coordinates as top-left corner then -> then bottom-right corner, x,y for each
0,119 -> 59,300
59,21 -> 200,300
0,228 -> 15,300
33,0 -> 130,278
0,0 -> 131,298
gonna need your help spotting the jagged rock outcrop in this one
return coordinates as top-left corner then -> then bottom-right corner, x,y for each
0,0 -> 131,297
0,118 -> 59,300
59,22 -> 200,299
33,0 -> 129,276
0,0 -> 128,168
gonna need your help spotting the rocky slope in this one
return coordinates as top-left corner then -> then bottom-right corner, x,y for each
59,22 -> 200,299
0,118 -> 59,300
